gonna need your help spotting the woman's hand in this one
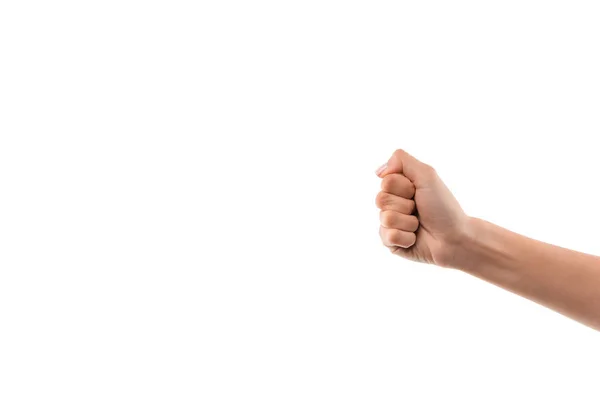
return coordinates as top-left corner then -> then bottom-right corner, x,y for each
376,149 -> 471,267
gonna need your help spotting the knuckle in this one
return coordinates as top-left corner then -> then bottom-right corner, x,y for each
380,211 -> 395,227
381,173 -> 416,199
375,191 -> 388,208
406,215 -> 420,232
386,229 -> 399,245
375,192 -> 381,207
389,230 -> 408,247
377,192 -> 416,214
395,231 -> 416,248
380,175 -> 395,192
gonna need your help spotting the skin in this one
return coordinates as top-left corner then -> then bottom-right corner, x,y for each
376,149 -> 600,331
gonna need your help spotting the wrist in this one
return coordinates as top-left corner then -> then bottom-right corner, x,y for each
445,217 -> 496,272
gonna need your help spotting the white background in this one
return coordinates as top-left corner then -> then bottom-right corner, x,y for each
1,1 -> 599,399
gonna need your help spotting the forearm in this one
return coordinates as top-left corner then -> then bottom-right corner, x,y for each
455,217 -> 600,330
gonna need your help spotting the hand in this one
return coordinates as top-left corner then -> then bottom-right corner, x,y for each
375,149 -> 471,267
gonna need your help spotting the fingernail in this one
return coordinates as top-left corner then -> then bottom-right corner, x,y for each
375,163 -> 387,175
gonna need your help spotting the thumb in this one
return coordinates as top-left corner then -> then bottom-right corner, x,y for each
376,149 -> 435,187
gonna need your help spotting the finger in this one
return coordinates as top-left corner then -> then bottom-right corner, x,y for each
381,173 -> 416,199
376,149 -> 437,188
379,226 -> 417,248
375,191 -> 416,214
380,210 -> 419,232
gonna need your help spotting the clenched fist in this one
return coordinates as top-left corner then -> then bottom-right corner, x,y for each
375,150 -> 470,267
